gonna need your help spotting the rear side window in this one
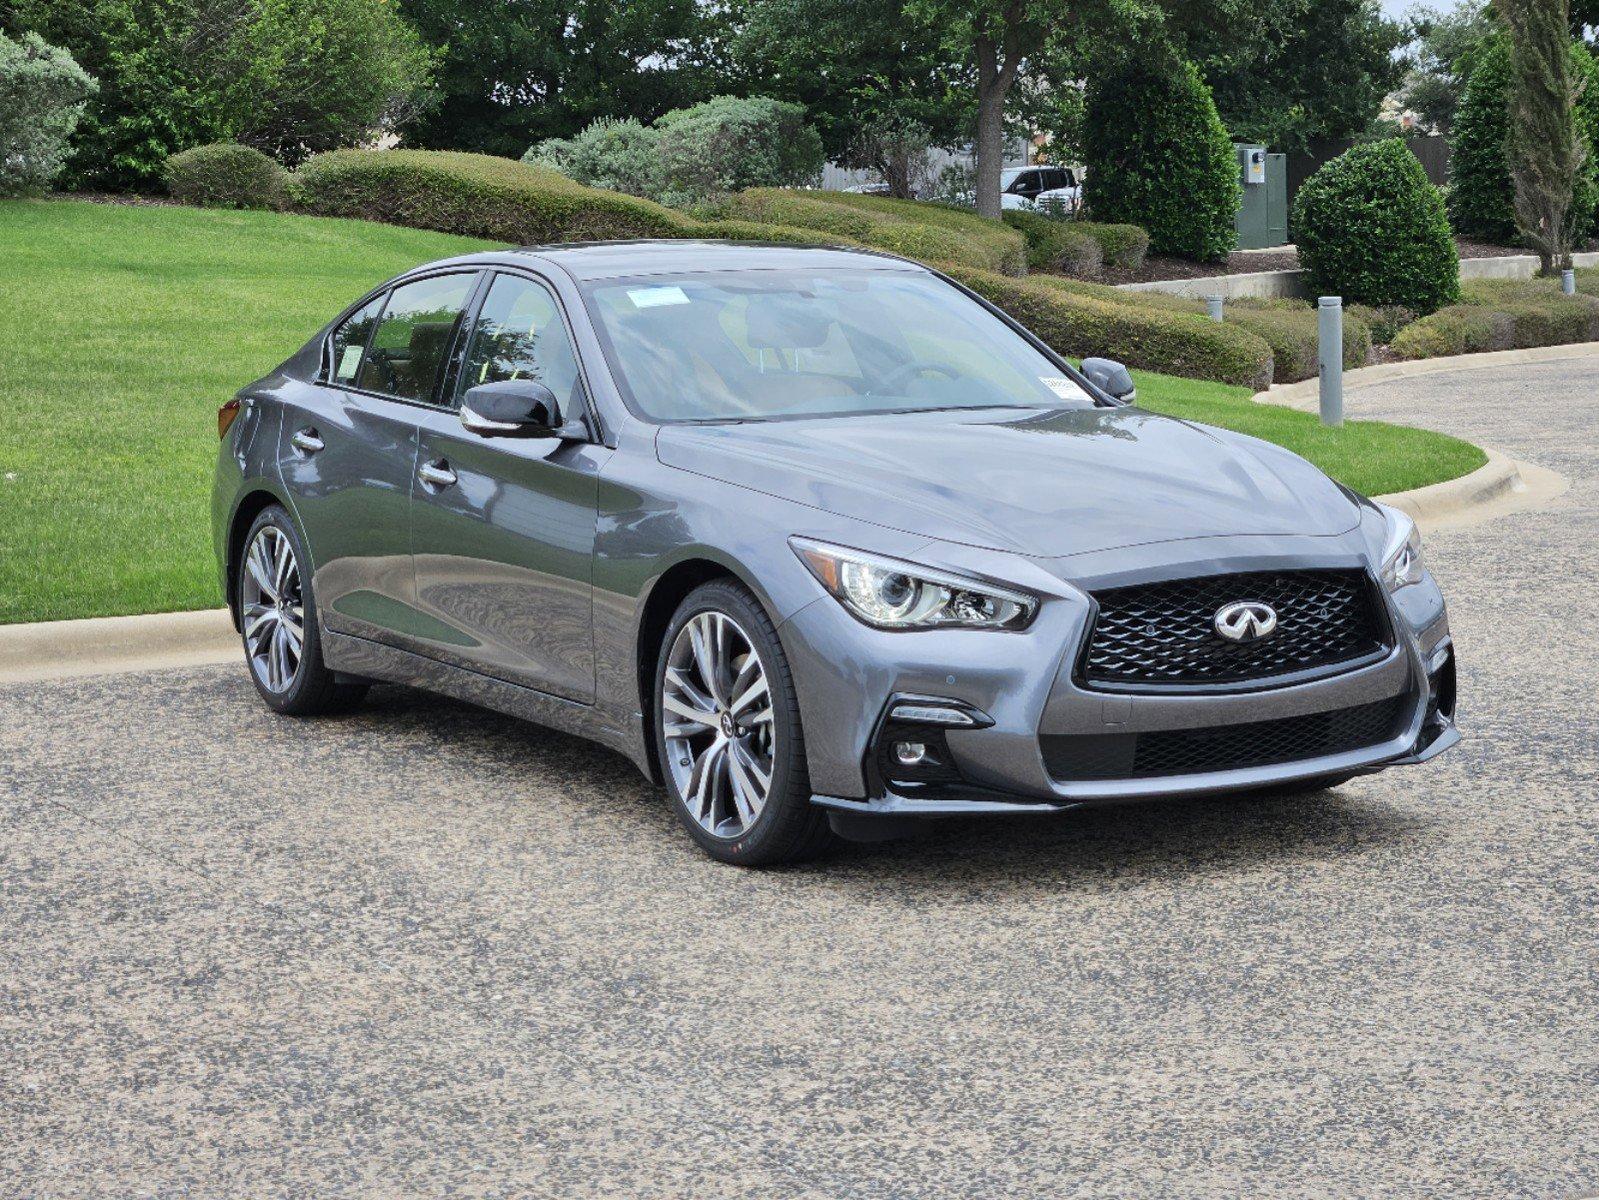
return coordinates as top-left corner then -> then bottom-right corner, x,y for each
356,273 -> 476,403
329,297 -> 383,384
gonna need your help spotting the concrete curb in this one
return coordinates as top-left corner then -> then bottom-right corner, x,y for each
0,608 -> 236,685
1253,343 -> 1582,529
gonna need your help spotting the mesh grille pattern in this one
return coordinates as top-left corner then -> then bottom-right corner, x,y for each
1041,697 -> 1407,781
1082,569 -> 1386,688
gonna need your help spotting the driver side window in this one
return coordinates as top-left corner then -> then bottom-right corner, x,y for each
455,274 -> 585,411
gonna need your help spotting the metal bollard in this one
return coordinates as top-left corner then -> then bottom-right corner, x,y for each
1206,295 -> 1224,322
1318,296 -> 1343,427
1562,268 -> 1576,295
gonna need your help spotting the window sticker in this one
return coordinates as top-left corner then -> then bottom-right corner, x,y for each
1040,375 -> 1091,401
628,285 -> 690,309
337,345 -> 364,381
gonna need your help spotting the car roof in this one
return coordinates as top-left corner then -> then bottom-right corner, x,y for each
412,240 -> 928,283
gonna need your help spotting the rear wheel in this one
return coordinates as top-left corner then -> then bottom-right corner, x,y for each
653,580 -> 833,866
237,506 -> 365,716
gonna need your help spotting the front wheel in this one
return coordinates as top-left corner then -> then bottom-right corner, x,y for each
653,580 -> 833,866
237,505 -> 365,716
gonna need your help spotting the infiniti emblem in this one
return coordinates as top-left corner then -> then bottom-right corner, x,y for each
1214,600 -> 1279,643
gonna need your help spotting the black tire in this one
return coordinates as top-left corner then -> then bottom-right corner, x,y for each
237,505 -> 367,717
653,580 -> 834,867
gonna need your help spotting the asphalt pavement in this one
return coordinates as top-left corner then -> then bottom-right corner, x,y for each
2,358 -> 1596,1198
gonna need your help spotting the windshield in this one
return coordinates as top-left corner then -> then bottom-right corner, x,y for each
580,268 -> 1096,423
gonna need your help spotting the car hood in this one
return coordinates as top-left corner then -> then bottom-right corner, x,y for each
655,406 -> 1362,558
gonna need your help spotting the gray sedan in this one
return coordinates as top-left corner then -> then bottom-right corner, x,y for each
212,242 -> 1457,865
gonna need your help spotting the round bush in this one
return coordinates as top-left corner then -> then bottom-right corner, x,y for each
1082,59 -> 1240,262
1002,210 -> 1104,277
523,118 -> 662,199
653,96 -> 823,205
1293,139 -> 1460,315
166,142 -> 288,209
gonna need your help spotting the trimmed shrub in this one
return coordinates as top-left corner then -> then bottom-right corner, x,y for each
1225,299 -> 1371,383
1083,59 -> 1240,262
292,150 -> 693,243
1348,303 -> 1418,345
1294,139 -> 1460,315
941,265 -> 1274,390
654,96 -> 824,205
1003,210 -> 1104,277
1076,221 -> 1150,271
165,142 -> 287,209
723,188 -> 1026,274
1448,37 -> 1599,244
0,31 -> 96,196
1391,275 -> 1599,357
523,118 -> 662,199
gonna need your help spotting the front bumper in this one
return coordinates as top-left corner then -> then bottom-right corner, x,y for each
778,533 -> 1458,816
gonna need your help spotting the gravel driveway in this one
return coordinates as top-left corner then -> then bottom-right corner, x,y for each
3,359 -> 1596,1199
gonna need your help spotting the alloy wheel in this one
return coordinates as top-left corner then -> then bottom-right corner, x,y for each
240,525 -> 305,694
662,610 -> 777,839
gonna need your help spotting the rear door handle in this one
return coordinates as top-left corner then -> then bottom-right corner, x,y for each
291,428 -> 324,454
418,459 -> 457,489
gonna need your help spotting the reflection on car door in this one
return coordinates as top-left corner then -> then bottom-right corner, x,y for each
409,270 -> 609,702
278,271 -> 478,649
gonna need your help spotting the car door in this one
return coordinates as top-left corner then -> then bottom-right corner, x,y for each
279,270 -> 478,650
408,270 -> 610,702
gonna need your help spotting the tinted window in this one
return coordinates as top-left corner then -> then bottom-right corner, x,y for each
457,274 -> 585,409
356,273 -> 475,403
329,296 -> 383,384
1044,168 -> 1068,190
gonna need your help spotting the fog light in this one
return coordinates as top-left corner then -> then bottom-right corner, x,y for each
894,741 -> 928,766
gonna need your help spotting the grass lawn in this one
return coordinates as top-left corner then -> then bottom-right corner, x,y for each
1135,373 -> 1487,498
0,199 -> 1485,624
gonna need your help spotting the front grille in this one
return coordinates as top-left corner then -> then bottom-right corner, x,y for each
1041,696 -> 1408,781
1081,569 -> 1387,689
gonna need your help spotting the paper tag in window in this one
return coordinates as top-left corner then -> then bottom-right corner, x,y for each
628,285 -> 689,308
337,346 -> 364,380
1040,375 -> 1090,401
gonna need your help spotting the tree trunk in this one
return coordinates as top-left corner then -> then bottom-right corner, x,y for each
975,36 -> 1006,220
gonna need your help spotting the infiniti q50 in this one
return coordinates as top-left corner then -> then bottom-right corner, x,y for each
213,242 -> 1458,866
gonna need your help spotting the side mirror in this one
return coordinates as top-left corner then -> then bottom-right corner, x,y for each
1079,357 -> 1137,404
461,379 -> 578,438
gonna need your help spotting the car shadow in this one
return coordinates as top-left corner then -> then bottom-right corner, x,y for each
329,684 -> 1433,892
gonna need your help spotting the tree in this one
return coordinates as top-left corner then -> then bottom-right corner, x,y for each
732,0 -> 970,163
1192,0 -> 1407,153
1500,0 -> 1588,272
1082,57 -> 1240,260
395,0 -> 730,159
1395,0 -> 1497,135
844,109 -> 935,198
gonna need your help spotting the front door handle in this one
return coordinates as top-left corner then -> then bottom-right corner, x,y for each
418,459 -> 457,489
291,428 -> 324,454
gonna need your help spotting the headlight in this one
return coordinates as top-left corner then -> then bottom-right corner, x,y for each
1378,504 -> 1424,589
790,538 -> 1037,630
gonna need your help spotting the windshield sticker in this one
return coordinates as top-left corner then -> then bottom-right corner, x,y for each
336,345 -> 364,380
1040,375 -> 1091,401
628,285 -> 690,309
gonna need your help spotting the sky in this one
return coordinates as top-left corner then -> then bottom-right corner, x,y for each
1379,0 -> 1464,17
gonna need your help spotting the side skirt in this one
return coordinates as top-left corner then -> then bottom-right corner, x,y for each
322,631 -> 652,778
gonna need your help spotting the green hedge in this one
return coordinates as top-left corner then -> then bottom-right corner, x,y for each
723,189 -> 1026,274
941,265 -> 1274,390
165,142 -> 287,210
1003,210 -> 1103,276
1392,275 -> 1599,358
1027,279 -> 1368,384
1076,221 -> 1150,271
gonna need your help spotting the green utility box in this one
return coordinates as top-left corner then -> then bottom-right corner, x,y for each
1233,144 -> 1288,250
